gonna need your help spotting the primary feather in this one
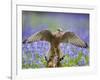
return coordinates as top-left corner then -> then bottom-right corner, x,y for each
60,32 -> 87,48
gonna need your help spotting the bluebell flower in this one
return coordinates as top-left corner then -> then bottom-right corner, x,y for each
82,48 -> 89,56
35,60 -> 41,64
27,60 -> 32,65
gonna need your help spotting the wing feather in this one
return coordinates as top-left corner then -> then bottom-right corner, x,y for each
60,32 -> 87,48
24,30 -> 53,43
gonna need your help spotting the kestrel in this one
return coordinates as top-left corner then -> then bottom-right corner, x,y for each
23,28 -> 88,67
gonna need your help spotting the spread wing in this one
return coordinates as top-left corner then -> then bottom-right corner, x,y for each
23,30 -> 53,43
60,32 -> 88,48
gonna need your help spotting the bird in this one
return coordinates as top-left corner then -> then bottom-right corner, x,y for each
23,28 -> 88,67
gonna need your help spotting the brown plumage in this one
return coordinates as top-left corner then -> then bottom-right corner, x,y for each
23,28 -> 88,67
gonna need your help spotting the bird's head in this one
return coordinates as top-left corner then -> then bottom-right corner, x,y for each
57,28 -> 63,32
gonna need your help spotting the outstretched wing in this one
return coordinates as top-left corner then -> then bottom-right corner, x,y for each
23,30 -> 53,43
60,32 -> 88,48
